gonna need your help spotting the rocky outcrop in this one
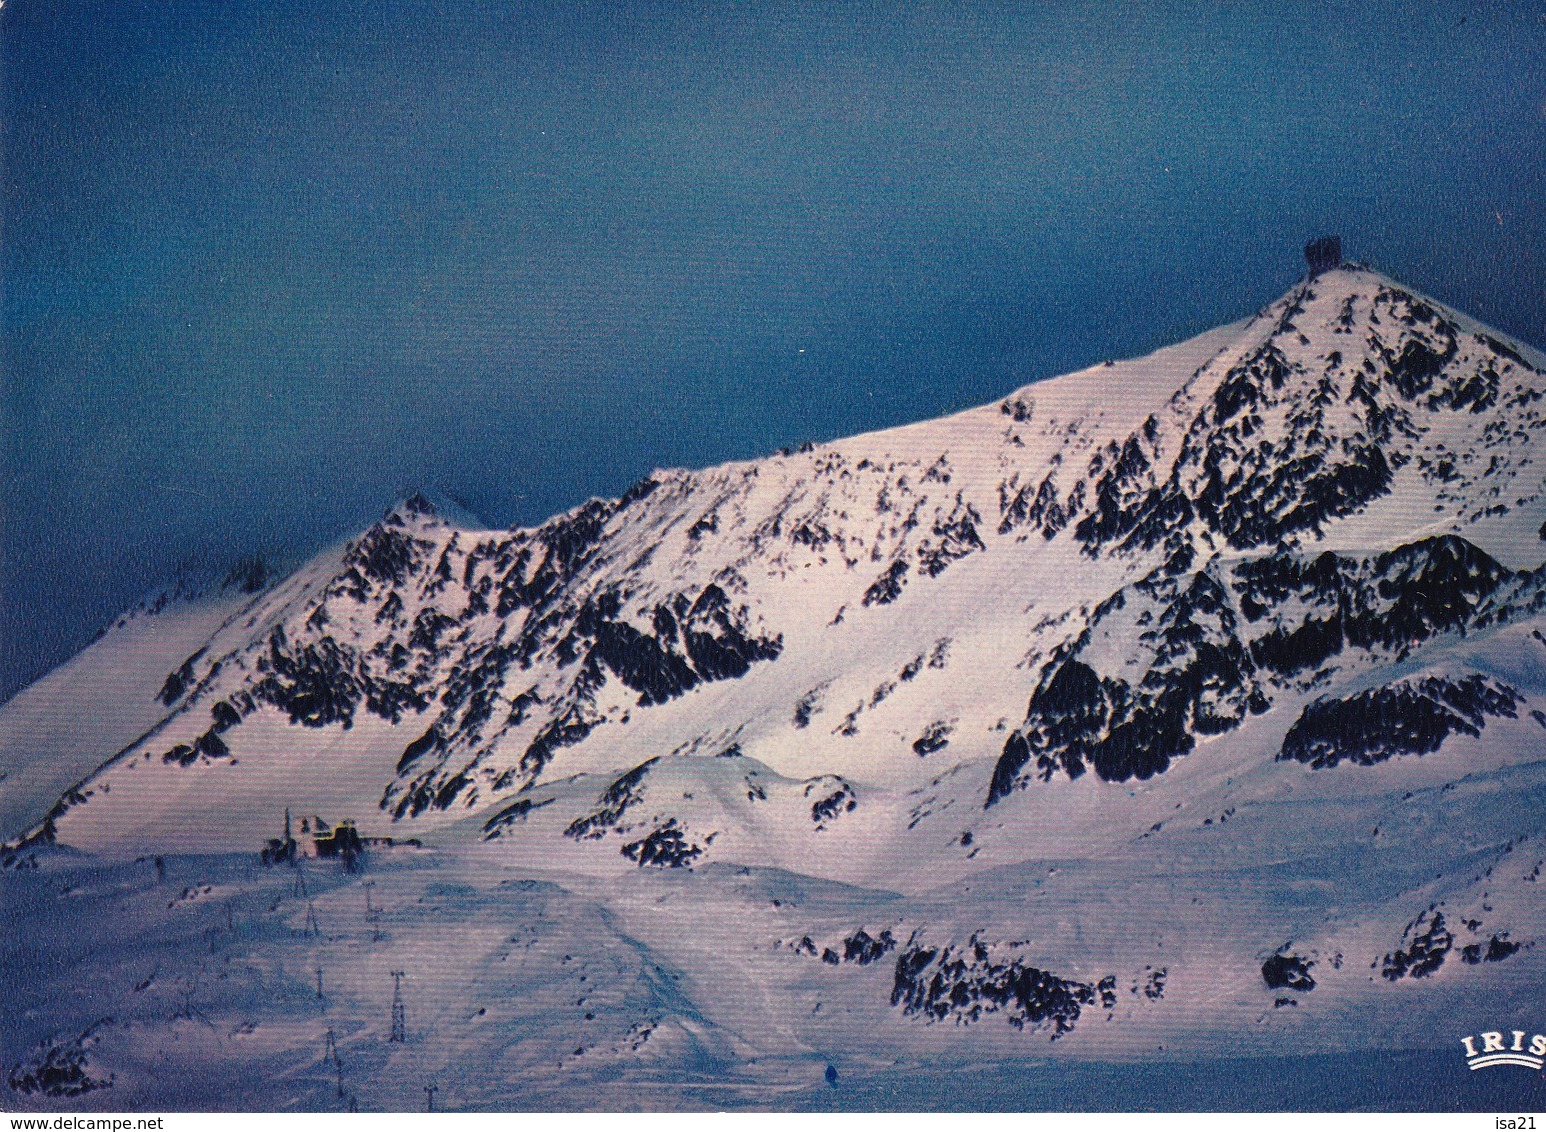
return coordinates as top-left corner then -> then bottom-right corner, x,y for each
1278,674 -> 1519,769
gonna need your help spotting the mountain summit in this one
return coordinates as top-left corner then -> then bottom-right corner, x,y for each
9,263 -> 1542,863
4,264 -> 1545,1104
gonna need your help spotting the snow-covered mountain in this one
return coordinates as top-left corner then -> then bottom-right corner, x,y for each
5,261 -> 1545,1111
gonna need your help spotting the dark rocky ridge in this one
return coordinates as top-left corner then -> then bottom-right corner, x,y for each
1261,953 -> 1316,992
621,821 -> 705,868
1278,674 -> 1520,769
1460,934 -> 1522,965
148,492 -> 787,819
986,275 -> 1546,804
890,937 -> 1115,1038
990,534 -> 1543,802
7,1023 -> 114,1098
1381,909 -> 1453,980
1012,279 -> 1546,564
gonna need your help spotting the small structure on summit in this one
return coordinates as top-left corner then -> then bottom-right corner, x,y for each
1304,234 -> 1342,275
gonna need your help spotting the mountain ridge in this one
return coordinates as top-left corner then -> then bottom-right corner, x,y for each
5,260 -> 1546,1107
4,263 -> 1546,878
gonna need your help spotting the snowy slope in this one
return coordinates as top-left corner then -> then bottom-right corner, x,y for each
4,262 -> 1546,1110
0,574 -> 270,843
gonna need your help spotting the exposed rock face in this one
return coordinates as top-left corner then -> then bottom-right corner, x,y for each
1382,909 -> 1454,980
1261,953 -> 1316,992
782,928 -> 898,966
621,821 -> 704,868
805,776 -> 857,829
137,491 -> 791,823
990,530 -> 1546,800
1460,934 -> 1522,965
890,937 -> 1108,1038
979,267 -> 1546,804
990,555 -> 1267,793
7,1023 -> 114,1098
1278,674 -> 1519,769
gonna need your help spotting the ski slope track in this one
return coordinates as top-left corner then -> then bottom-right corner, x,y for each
5,265 -> 1546,1111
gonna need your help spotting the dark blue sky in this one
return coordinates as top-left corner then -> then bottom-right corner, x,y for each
3,0 -> 1544,698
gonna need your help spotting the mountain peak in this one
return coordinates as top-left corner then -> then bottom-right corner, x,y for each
383,491 -> 488,531
11,260 -> 1546,868
7,255 -> 1546,1107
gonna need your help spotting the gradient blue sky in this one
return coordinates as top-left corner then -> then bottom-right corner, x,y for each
3,0 -> 1545,698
